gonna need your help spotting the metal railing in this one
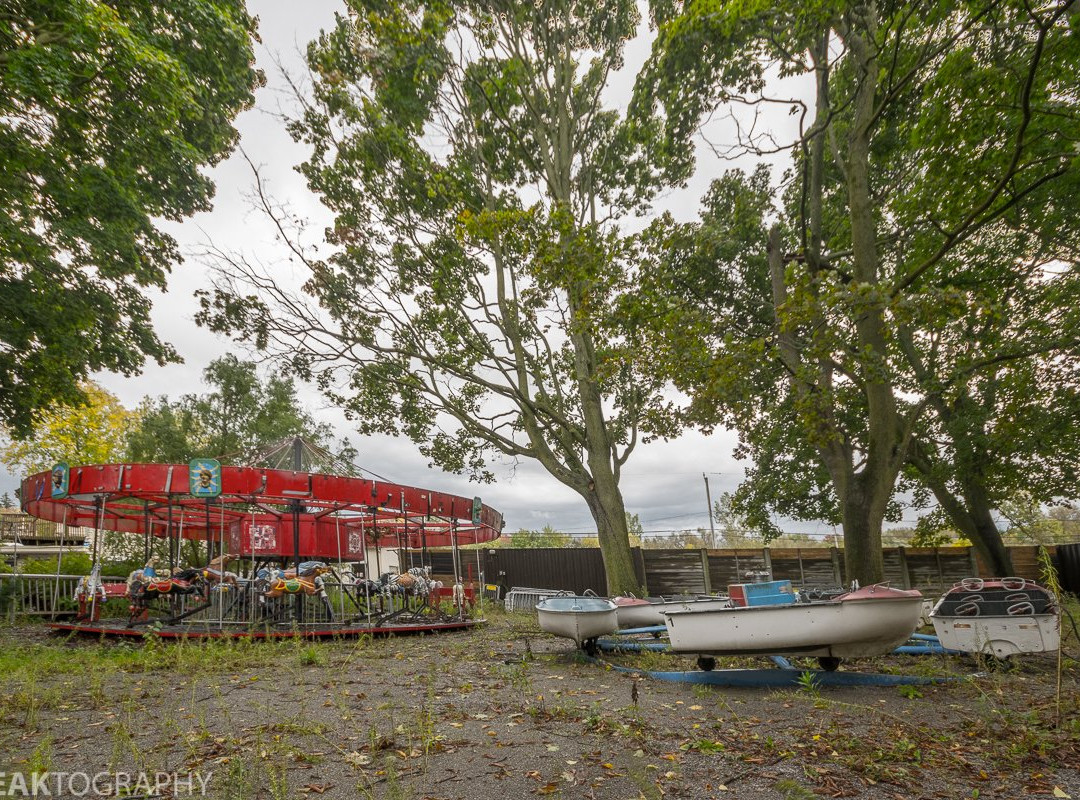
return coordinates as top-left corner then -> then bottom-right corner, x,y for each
0,572 -> 457,627
0,572 -> 127,618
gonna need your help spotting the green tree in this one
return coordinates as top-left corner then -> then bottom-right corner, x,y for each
126,355 -> 340,464
0,492 -> 13,509
509,526 -> 575,548
634,0 -> 1080,582
198,1 -> 667,594
0,382 -> 136,476
0,0 -> 262,437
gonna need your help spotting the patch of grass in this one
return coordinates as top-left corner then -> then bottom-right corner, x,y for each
297,644 -> 325,667
775,778 -> 816,800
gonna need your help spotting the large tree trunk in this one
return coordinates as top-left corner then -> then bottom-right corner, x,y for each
963,485 -> 1013,576
835,4 -> 903,585
582,464 -> 643,596
838,476 -> 887,584
910,447 -> 1014,576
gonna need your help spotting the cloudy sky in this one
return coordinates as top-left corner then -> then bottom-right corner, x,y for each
2,2 -> 844,541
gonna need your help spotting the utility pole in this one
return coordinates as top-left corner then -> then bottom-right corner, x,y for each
703,473 -> 716,548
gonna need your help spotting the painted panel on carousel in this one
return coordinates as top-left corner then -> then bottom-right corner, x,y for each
245,520 -> 279,554
50,463 -> 69,499
188,459 -> 222,498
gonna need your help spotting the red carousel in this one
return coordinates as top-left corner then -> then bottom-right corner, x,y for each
21,440 -> 504,638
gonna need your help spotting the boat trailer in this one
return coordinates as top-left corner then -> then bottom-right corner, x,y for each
585,627 -> 969,688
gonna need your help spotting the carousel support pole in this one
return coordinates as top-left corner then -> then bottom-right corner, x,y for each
52,505 -> 68,614
422,496 -> 431,571
371,507 -> 382,581
143,506 -> 151,564
476,547 -> 484,618
218,499 -> 226,627
400,494 -> 410,572
167,499 -> 175,574
450,519 -> 463,619
292,436 -> 303,622
292,498 -> 302,622
205,498 -> 213,563
361,513 -> 372,625
334,511 -> 345,620
89,496 -> 105,622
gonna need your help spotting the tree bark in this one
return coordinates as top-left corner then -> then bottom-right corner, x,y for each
840,477 -> 886,584
581,461 -> 643,596
908,441 -> 1014,576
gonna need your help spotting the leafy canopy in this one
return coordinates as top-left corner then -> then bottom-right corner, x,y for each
0,382 -> 136,476
0,0 -> 262,437
126,355 -> 346,465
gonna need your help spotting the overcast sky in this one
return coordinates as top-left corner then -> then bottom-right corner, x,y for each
1,2 -> 847,541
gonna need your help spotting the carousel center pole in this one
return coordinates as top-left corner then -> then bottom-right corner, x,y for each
292,436 -> 303,622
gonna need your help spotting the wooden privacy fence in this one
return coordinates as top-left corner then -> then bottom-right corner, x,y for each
481,545 -> 1060,597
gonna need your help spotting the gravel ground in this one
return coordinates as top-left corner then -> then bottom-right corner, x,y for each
1,612 -> 1078,800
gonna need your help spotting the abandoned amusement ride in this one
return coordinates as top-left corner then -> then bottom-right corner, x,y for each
19,445 -> 504,639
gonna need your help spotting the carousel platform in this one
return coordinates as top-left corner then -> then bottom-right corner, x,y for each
48,617 -> 484,640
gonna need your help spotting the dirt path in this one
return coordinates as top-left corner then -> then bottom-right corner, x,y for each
1,613 -> 1078,799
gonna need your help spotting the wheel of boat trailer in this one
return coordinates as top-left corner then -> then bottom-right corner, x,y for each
583,637 -> 599,657
696,656 -> 717,672
817,656 -> 841,672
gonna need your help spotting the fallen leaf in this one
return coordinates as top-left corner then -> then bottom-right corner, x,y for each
537,783 -> 560,795
343,752 -> 371,767
1053,789 -> 1070,799
546,744 -> 559,752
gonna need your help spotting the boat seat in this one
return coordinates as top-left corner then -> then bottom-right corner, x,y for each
937,590 -> 1055,618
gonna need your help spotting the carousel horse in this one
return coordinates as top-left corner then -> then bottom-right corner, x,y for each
126,554 -> 231,625
174,553 -> 240,587
74,564 -> 108,621
125,569 -> 203,625
261,562 -> 331,597
256,562 -> 334,619
403,567 -> 442,599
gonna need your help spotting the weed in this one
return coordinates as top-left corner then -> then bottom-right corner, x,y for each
680,738 -> 725,754
297,644 -> 325,667
775,778 -> 816,800
27,736 -> 54,776
795,670 -> 821,696
898,684 -> 923,700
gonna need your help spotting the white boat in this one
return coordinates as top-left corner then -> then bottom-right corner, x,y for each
536,596 -> 619,651
930,577 -> 1059,658
664,584 -> 924,670
612,595 -> 732,629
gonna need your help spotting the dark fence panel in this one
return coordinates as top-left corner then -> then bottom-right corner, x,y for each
1058,543 -> 1080,595
706,549 -> 769,591
641,550 -> 708,595
464,544 -> 1059,597
482,547 -> 607,594
769,548 -> 840,588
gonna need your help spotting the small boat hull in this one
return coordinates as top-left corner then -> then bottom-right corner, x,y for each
930,578 -> 1059,658
612,596 -> 731,629
664,585 -> 923,659
536,596 -> 619,648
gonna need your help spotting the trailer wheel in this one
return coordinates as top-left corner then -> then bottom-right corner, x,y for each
696,656 -> 716,672
817,656 -> 841,672
582,637 -> 599,657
